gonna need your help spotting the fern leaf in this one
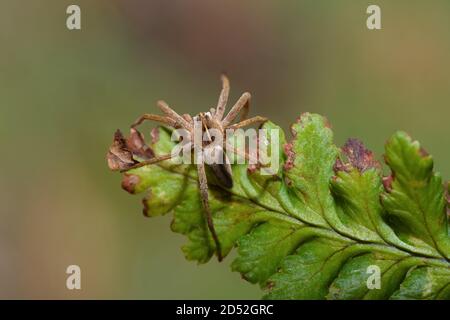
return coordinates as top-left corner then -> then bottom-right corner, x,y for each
107,113 -> 450,299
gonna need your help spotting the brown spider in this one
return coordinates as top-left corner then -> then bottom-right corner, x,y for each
122,75 -> 267,261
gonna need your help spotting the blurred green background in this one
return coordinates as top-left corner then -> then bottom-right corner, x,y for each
0,0 -> 449,299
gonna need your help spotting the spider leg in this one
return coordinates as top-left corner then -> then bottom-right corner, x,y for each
120,154 -> 173,172
131,114 -> 177,128
157,100 -> 192,129
182,113 -> 193,125
225,142 -> 259,164
214,74 -> 230,121
226,116 -> 268,130
225,142 -> 272,171
222,92 -> 251,127
197,161 -> 223,261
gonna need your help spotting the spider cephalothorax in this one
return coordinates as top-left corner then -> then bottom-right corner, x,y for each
121,75 -> 267,261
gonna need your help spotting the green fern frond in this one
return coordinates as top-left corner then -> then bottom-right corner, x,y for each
108,113 -> 450,300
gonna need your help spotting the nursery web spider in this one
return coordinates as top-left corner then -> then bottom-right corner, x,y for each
124,75 -> 267,261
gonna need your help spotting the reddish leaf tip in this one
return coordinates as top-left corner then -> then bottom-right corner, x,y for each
382,175 -> 394,192
283,143 -> 295,171
142,195 -> 150,217
121,173 -> 141,194
335,138 -> 381,173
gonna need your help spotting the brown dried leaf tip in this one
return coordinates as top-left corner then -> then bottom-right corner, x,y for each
334,138 -> 381,173
283,142 -> 295,171
107,130 -> 137,171
106,128 -> 154,171
127,128 -> 155,160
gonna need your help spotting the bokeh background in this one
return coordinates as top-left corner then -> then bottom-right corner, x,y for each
1,0 -> 449,299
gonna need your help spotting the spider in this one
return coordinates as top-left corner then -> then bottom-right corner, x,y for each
123,75 -> 267,261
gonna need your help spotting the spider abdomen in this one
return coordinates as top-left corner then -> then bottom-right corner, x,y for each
209,163 -> 233,189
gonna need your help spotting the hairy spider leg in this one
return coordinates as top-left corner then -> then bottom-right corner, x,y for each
131,114 -> 178,129
226,116 -> 268,130
222,92 -> 251,127
197,161 -> 223,261
157,100 -> 192,130
214,74 -> 230,121
120,153 -> 174,172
